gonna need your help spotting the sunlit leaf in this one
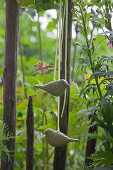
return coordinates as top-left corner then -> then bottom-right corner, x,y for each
17,0 -> 34,8
38,113 -> 57,132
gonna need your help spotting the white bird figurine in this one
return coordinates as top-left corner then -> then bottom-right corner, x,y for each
35,79 -> 69,96
45,128 -> 79,147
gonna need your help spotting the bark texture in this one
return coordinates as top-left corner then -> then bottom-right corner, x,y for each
85,118 -> 98,166
53,1 -> 73,170
1,0 -> 19,169
26,96 -> 34,170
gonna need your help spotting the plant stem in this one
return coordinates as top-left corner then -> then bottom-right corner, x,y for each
45,115 -> 48,170
78,3 -> 101,167
81,7 -> 102,98
42,71 -> 45,170
37,10 -> 45,170
105,0 -> 112,31
19,39 -> 27,98
71,24 -> 78,81
105,0 -> 113,47
38,11 -> 43,61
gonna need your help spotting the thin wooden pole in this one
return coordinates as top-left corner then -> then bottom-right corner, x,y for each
26,96 -> 34,170
1,0 -> 19,169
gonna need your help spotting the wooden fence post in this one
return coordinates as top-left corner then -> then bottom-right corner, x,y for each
26,96 -> 34,170
1,0 -> 19,169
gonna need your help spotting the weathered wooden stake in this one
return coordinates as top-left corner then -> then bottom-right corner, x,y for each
85,117 -> 98,166
26,96 -> 34,170
1,0 -> 19,169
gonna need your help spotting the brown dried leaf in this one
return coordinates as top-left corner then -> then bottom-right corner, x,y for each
34,61 -> 51,73
34,71 -> 41,76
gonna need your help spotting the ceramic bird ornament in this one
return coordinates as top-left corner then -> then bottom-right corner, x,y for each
35,79 -> 69,96
45,128 -> 79,147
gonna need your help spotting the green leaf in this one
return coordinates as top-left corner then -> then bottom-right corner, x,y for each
0,122 -> 14,160
16,128 -> 26,144
91,71 -> 113,78
88,133 -> 113,144
95,167 -> 113,170
69,125 -> 88,137
92,115 -> 109,130
35,0 -> 57,11
81,84 -> 96,98
90,150 -> 113,167
17,99 -> 28,111
38,113 -> 57,132
17,0 -> 34,8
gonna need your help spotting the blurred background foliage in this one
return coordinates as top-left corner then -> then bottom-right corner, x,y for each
0,0 -> 113,169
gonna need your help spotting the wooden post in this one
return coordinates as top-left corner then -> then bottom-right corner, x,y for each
85,116 -> 98,166
53,1 -> 73,169
1,0 -> 19,169
26,96 -> 34,170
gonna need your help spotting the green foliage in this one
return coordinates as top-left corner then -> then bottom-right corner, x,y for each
17,0 -> 34,8
35,0 -> 57,11
17,0 -> 58,10
0,122 -> 13,160
94,101 -> 113,138
90,150 -> 113,168
38,112 -> 57,131
73,0 -> 113,169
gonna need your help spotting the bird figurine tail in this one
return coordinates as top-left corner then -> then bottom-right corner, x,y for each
69,138 -> 79,142
45,128 -> 79,147
35,85 -> 44,89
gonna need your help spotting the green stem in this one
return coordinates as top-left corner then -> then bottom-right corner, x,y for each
19,39 -> 27,98
54,15 -> 58,81
80,6 -> 102,98
105,0 -> 112,31
38,11 -> 43,61
37,10 -> 45,170
71,24 -> 78,81
105,0 -> 113,47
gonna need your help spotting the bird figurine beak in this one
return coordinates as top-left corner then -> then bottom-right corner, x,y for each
35,79 -> 69,96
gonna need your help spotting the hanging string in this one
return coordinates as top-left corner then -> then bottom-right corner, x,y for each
61,0 -> 68,117
54,12 -> 58,81
58,0 -> 62,131
58,0 -> 62,81
61,2 -> 65,57
65,0 -> 68,78
64,0 -> 68,100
